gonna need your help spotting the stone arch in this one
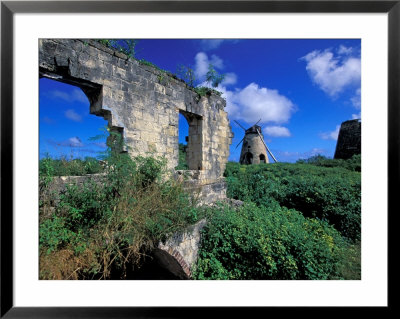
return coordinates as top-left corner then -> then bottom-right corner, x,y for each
39,68 -> 126,152
259,154 -> 266,163
153,247 -> 191,279
153,219 -> 207,279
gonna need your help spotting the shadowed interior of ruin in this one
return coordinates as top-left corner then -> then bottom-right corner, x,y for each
109,254 -> 181,280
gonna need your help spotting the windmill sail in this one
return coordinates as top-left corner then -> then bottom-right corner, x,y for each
234,120 -> 246,131
256,130 -> 278,163
235,137 -> 245,149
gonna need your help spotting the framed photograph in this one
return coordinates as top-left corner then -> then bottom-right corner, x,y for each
1,0 -> 396,317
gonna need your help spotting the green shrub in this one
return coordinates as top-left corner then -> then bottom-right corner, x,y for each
39,215 -> 74,254
279,173 -> 361,241
95,39 -> 137,58
297,154 -> 361,172
193,86 -> 222,98
175,143 -> 189,170
193,203 -> 348,280
224,161 -> 361,242
176,64 -> 196,88
39,151 -> 203,279
58,180 -> 112,231
205,64 -> 225,88
39,156 -> 104,177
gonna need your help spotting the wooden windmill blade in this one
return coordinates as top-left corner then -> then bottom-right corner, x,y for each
256,130 -> 278,163
234,120 -> 247,131
254,118 -> 261,126
235,137 -> 245,149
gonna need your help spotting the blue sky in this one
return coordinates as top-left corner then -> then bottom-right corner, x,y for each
39,39 -> 361,162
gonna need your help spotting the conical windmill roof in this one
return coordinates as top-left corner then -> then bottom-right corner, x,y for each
245,125 -> 262,134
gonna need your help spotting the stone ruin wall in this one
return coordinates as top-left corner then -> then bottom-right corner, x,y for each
39,39 -> 233,202
334,119 -> 361,160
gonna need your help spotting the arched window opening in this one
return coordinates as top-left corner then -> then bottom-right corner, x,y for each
259,154 -> 266,163
176,113 -> 189,169
243,152 -> 253,165
39,77 -> 109,175
178,110 -> 203,170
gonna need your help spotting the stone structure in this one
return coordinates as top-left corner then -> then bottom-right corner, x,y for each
39,39 -> 234,279
154,219 -> 207,279
334,119 -> 361,159
39,39 -> 233,201
239,125 -> 269,164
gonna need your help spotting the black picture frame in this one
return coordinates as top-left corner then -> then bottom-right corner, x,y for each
1,1 -> 396,317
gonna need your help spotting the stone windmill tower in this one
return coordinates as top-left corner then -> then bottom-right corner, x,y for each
235,119 -> 278,164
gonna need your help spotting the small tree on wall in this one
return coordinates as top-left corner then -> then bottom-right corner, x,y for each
177,64 -> 196,88
206,64 -> 225,88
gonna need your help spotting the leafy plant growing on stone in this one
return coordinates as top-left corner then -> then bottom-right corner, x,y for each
206,64 -> 225,88
95,39 -> 137,59
177,64 -> 196,88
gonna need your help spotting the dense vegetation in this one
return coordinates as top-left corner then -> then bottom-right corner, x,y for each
39,156 -> 104,177
223,155 -> 361,242
39,40 -> 361,280
39,130 -> 361,280
39,138 -> 204,279
175,143 -> 189,170
193,155 -> 361,280
193,203 -> 350,280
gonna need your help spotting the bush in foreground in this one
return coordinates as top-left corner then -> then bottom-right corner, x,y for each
39,152 -> 202,279
193,203 -> 355,280
224,160 -> 361,242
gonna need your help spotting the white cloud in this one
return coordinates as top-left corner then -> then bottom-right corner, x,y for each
68,137 -> 84,147
302,48 -> 361,97
194,53 -> 295,127
93,142 -> 107,148
197,81 -> 295,127
41,116 -> 55,124
351,88 -> 361,109
264,125 -> 291,137
274,148 -> 329,162
65,109 -> 83,122
337,45 -> 353,55
352,112 -> 361,120
194,52 -> 224,81
210,54 -> 224,69
309,148 -> 327,156
199,39 -> 240,51
199,40 -> 224,51
221,72 -> 237,86
194,52 -> 209,80
225,83 -> 296,125
49,88 -> 88,104
319,125 -> 340,140
47,136 -> 84,148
